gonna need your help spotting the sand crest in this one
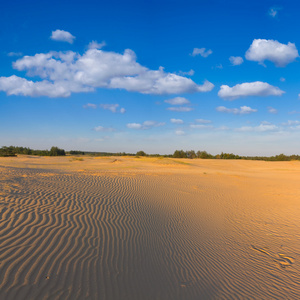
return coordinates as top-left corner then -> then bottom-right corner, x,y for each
0,156 -> 300,299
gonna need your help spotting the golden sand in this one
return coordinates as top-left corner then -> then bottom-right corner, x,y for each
0,155 -> 299,299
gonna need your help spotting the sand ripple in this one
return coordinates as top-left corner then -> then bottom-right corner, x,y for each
0,164 -> 300,299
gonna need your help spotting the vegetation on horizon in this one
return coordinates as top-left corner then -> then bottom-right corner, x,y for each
1,146 -> 300,161
0,146 -> 66,157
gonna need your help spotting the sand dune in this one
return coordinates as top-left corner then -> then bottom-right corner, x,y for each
0,156 -> 300,299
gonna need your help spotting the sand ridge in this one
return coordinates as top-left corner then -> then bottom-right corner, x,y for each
0,156 -> 300,299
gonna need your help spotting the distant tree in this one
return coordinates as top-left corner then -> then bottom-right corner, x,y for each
50,146 -> 66,156
186,150 -> 196,159
173,150 -> 187,158
0,146 -> 16,157
69,150 -> 85,155
136,150 -> 146,156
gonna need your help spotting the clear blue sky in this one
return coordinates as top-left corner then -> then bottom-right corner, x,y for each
1,0 -> 300,155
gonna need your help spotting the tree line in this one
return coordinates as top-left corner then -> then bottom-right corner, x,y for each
0,146 -> 66,157
1,146 -> 300,161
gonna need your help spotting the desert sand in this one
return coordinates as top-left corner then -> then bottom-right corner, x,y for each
0,155 -> 299,299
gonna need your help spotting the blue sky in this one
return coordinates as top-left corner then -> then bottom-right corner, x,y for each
1,0 -> 300,155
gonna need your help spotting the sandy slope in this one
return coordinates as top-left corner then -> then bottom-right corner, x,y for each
0,156 -> 299,299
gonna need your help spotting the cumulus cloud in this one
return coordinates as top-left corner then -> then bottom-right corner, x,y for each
127,121 -> 165,130
167,107 -> 193,112
195,119 -> 211,124
100,104 -> 125,113
93,126 -> 115,132
216,106 -> 257,114
229,56 -> 244,66
83,103 -> 97,109
50,30 -> 75,44
236,122 -> 278,132
0,47 -> 214,97
165,97 -> 190,105
245,39 -> 299,67
218,81 -> 285,100
191,48 -> 212,57
267,107 -> 278,114
170,118 -> 184,124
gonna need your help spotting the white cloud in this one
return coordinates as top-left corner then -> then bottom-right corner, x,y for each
268,7 -> 281,18
195,119 -> 211,124
83,103 -> 97,109
126,123 -> 142,129
93,126 -> 115,132
120,107 -> 126,114
218,81 -> 285,100
236,122 -> 278,132
127,121 -> 165,130
190,124 -> 213,129
100,104 -> 119,113
229,56 -> 244,66
167,107 -> 193,112
178,69 -> 195,76
267,107 -> 278,114
8,52 -> 23,57
165,97 -> 190,105
191,48 -> 212,57
216,106 -> 257,114
170,118 -> 184,124
0,47 -> 214,97
50,30 -> 75,44
282,120 -> 300,126
280,77 -> 286,82
245,39 -> 299,67
175,130 -> 185,136
88,40 -> 106,49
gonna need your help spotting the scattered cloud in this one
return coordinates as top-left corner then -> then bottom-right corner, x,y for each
214,64 -> 223,69
50,29 -> 75,44
178,69 -> 195,76
268,7 -> 281,18
100,103 -> 125,113
83,103 -> 97,109
93,126 -> 115,132
167,107 -> 193,112
170,118 -> 184,124
229,56 -> 244,66
280,77 -> 286,82
245,39 -> 299,67
0,46 -> 214,97
195,119 -> 211,124
175,130 -> 185,135
267,107 -> 278,114
190,124 -> 213,129
282,120 -> 300,126
127,121 -> 165,130
88,40 -> 106,49
8,52 -> 23,57
191,48 -> 212,58
165,97 -> 190,105
236,122 -> 278,132
216,106 -> 257,114
218,81 -> 285,100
